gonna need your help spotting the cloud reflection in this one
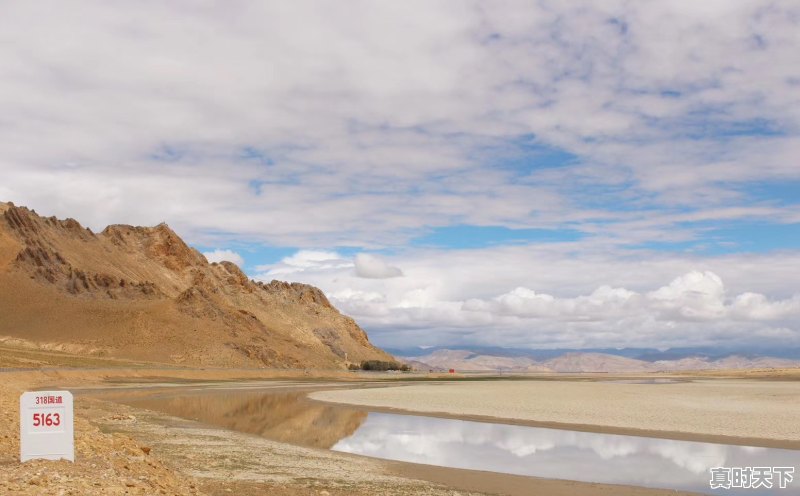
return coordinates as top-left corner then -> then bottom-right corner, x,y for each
333,413 -> 798,494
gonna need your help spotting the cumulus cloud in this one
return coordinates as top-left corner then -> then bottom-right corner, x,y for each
730,292 -> 800,321
202,249 -> 244,267
258,247 -> 800,350
646,271 -> 727,321
354,253 -> 403,279
467,271 -> 800,324
465,284 -> 641,321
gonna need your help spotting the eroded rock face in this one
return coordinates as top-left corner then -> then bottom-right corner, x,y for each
259,280 -> 334,309
0,203 -> 393,368
6,207 -> 162,299
102,223 -> 208,272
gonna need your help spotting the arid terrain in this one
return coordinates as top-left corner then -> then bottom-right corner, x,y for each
0,351 -> 706,496
0,202 -> 391,369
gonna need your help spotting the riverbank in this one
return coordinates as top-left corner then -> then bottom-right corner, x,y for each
310,377 -> 800,449
0,369 -> 703,495
0,375 -> 202,495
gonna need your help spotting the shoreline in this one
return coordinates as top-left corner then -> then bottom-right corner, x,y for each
87,375 -> 800,450
309,394 -> 800,450
84,378 -> 701,496
386,461 -> 701,496
92,396 -> 701,496
0,369 -> 705,496
83,377 -> 800,449
309,378 -> 800,450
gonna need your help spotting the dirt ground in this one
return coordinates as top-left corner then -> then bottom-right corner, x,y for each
0,379 -> 202,495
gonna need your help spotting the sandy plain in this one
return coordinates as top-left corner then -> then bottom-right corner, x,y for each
311,377 -> 800,449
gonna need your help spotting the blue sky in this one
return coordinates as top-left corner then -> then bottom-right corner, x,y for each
2,1 -> 799,350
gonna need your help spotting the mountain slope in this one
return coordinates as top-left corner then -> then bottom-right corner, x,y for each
0,202 -> 392,368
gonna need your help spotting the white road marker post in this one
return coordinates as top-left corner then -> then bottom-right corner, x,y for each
19,390 -> 74,462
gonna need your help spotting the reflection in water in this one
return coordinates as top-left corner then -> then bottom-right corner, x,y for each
109,389 -> 367,449
94,386 -> 798,495
333,413 -> 799,496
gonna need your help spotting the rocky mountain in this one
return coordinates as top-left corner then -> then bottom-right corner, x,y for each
0,202 -> 392,368
403,349 -> 800,373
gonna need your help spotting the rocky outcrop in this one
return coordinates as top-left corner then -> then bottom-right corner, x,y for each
102,223 -> 207,272
259,280 -> 334,309
6,206 -> 162,299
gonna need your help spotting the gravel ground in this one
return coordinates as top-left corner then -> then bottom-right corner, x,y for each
0,381 -> 204,495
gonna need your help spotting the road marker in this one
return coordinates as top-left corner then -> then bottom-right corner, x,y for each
20,390 -> 74,462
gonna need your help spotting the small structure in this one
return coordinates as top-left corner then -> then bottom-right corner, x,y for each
20,390 -> 74,462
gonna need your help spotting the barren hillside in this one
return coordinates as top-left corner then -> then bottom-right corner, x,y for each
0,202 -> 392,368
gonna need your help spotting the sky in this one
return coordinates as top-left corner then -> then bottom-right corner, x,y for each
2,1 -> 799,351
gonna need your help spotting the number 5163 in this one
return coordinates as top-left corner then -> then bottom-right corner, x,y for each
32,412 -> 60,427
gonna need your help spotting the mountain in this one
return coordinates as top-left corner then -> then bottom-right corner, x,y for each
390,345 -> 800,361
403,349 -> 800,373
400,349 -> 549,372
543,352 -> 653,373
0,202 -> 392,368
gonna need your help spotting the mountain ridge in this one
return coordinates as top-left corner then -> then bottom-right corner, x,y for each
0,202 -> 391,368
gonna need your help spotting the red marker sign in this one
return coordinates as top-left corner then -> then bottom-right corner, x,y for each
20,391 -> 74,462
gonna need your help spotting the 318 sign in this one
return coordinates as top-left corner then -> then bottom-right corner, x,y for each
20,390 -> 74,462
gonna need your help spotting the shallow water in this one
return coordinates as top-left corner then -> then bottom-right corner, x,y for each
333,412 -> 798,495
89,385 -> 368,449
90,384 -> 799,495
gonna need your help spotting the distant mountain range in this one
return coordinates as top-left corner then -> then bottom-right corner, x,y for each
397,347 -> 800,373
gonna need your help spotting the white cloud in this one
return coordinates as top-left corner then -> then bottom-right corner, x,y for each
280,250 -> 347,269
256,250 -> 352,276
0,1 -> 797,249
354,253 -> 403,279
730,292 -> 800,321
471,270 -> 796,325
1,2 -> 799,350
646,271 -> 727,321
202,249 -> 245,267
261,246 -> 800,349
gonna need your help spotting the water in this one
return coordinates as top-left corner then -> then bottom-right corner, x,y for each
333,413 -> 799,495
88,385 -> 799,495
88,385 -> 369,449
